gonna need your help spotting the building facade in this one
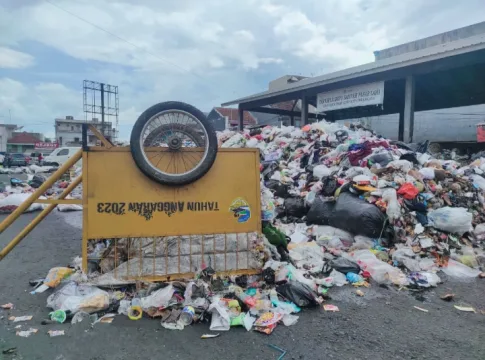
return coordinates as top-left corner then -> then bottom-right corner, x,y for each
55,116 -> 117,146
0,124 -> 19,152
7,132 -> 42,153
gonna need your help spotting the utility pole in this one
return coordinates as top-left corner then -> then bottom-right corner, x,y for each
100,83 -> 105,136
8,109 -> 11,122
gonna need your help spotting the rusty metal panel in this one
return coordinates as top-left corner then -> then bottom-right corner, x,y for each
85,147 -> 261,239
87,233 -> 263,284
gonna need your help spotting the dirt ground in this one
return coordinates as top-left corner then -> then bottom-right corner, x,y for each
0,212 -> 484,360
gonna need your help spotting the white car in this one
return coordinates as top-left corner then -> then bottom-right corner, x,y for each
42,147 -> 81,166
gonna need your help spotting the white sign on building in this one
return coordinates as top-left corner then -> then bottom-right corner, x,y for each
316,81 -> 384,112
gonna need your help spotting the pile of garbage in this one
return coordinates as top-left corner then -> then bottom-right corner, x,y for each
217,121 -> 485,286
0,165 -> 82,213
7,119 -> 485,337
0,164 -> 58,175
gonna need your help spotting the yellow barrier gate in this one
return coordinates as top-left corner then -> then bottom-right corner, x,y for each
0,122 -> 263,283
83,146 -> 262,282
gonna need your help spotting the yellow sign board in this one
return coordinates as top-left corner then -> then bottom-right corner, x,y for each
84,147 -> 261,239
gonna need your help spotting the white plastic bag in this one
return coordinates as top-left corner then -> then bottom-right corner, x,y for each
428,207 -> 472,235
208,300 -> 230,331
419,168 -> 435,180
470,174 -> 485,191
140,285 -> 174,310
47,282 -> 109,314
118,300 -> 131,315
382,188 -> 400,222
473,223 -> 485,240
0,193 -> 45,213
387,160 -> 413,172
351,250 -> 409,286
441,259 -> 480,279
282,314 -> 299,326
329,269 -> 347,287
313,165 -> 332,179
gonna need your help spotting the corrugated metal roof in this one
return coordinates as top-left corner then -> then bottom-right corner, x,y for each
222,34 -> 485,106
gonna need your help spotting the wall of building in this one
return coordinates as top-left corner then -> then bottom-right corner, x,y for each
374,21 -> 485,61
206,110 -> 227,131
6,144 -> 35,153
0,126 -> 16,152
55,119 -> 114,145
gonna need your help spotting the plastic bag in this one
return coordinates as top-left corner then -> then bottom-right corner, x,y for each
276,281 -> 319,307
284,197 -> 307,218
140,285 -> 174,310
428,207 -> 472,235
419,168 -> 435,180
350,250 -> 409,286
47,282 -> 109,314
208,300 -> 230,331
313,225 -> 354,246
397,183 -> 420,200
470,174 -> 485,191
473,223 -> 485,240
382,188 -> 401,222
326,193 -> 386,238
351,235 -> 374,250
282,314 -> 299,326
306,198 -> 334,225
313,165 -> 332,179
265,180 -> 289,198
44,267 -> 74,288
387,160 -> 413,172
329,257 -> 360,274
329,269 -> 347,286
441,259 -> 480,279
57,202 -> 83,212
118,300 -> 131,316
0,193 -> 44,213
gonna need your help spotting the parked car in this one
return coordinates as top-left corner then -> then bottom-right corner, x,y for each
3,153 -> 30,167
30,152 -> 51,165
42,147 -> 80,166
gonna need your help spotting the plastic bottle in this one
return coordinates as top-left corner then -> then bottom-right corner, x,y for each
178,306 -> 195,326
128,298 -> 143,320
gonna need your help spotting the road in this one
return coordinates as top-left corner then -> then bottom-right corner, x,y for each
0,211 -> 484,360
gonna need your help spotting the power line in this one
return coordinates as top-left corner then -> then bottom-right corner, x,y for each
43,0 -> 223,100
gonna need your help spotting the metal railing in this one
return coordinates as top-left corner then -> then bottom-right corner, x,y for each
0,145 -> 83,261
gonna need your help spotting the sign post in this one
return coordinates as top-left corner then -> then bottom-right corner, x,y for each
317,81 -> 385,113
35,142 -> 59,150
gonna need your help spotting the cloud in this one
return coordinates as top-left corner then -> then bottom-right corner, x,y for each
0,47 -> 34,69
0,0 -> 484,141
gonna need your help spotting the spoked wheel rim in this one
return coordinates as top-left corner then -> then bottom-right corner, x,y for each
139,109 -> 210,178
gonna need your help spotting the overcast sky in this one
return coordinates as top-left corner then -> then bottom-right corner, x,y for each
0,0 -> 484,140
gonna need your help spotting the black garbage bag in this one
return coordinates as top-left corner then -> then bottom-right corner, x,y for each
329,258 -> 361,274
262,267 -> 275,285
400,153 -> 419,165
321,176 -> 338,197
276,281 -> 319,307
368,152 -> 393,167
265,180 -> 290,198
306,197 -> 335,225
328,192 -> 386,238
284,197 -> 307,218
275,206 -> 285,219
29,174 -> 47,189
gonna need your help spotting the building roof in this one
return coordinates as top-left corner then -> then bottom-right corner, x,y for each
55,118 -> 112,125
222,33 -> 485,106
249,111 -> 281,126
270,101 -> 298,111
7,132 -> 41,144
0,124 -> 18,129
214,107 -> 257,125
